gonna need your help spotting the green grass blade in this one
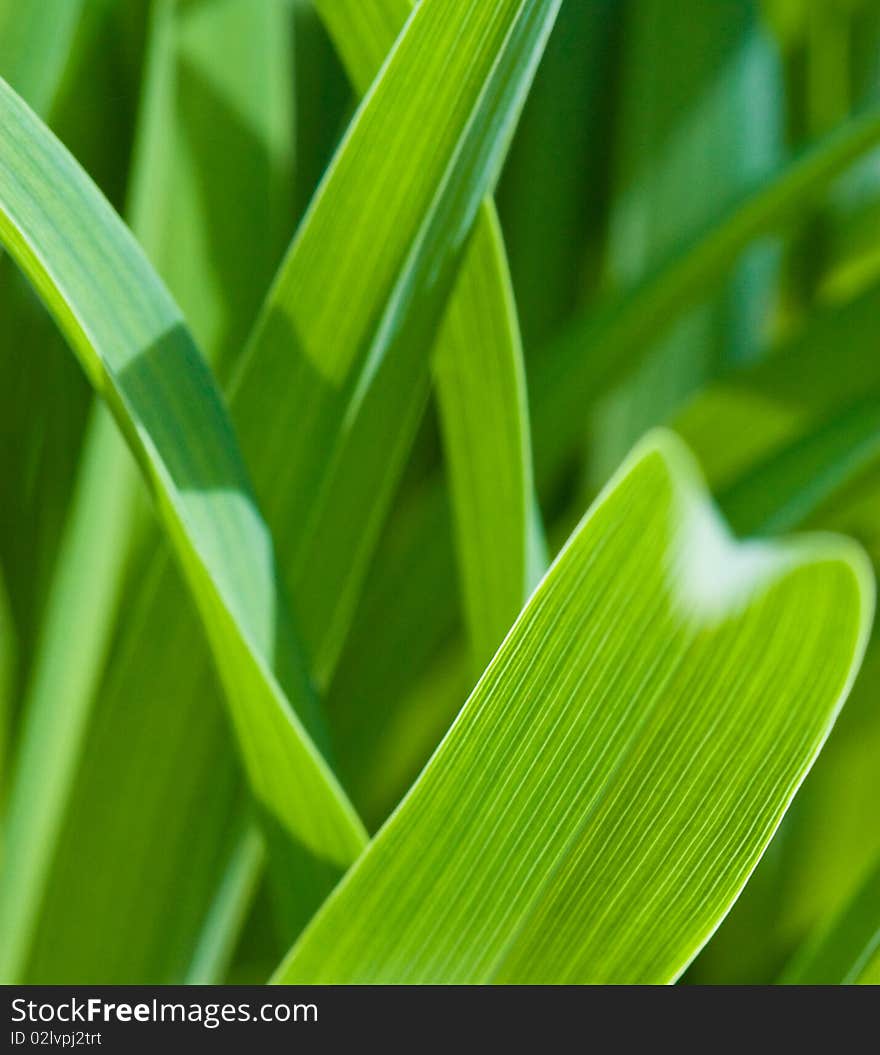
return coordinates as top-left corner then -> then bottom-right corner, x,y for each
532,106 -> 880,486
341,281 -> 880,836
433,211 -> 536,673
781,855 -> 880,983
234,0 -> 562,686
0,74 -> 365,981
1,0 -> 561,979
314,0 -> 537,672
273,431 -> 874,984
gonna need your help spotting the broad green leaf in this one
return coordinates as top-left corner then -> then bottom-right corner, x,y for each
781,854 -> 880,984
360,284 -> 880,837
274,431 -> 873,984
0,73 -> 365,980
769,472 -> 880,955
772,630 -> 880,959
532,106 -> 880,487
330,280 -> 880,840
235,0 -> 561,687
295,0 -> 553,828
314,0 -> 537,677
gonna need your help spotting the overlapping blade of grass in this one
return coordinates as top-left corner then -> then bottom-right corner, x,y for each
532,106 -> 880,486
0,0 -> 299,983
782,855 -> 880,984
274,431 -> 873,984
433,207 -> 536,675
0,566 -> 13,796
235,0 -> 561,686
325,2 -> 619,825
2,0 -> 564,979
314,0 -> 536,676
0,74 -> 366,980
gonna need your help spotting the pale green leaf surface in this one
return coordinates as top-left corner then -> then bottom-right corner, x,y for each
234,0 -> 561,685
532,106 -> 880,486
0,76 -> 365,986
274,431 -> 873,984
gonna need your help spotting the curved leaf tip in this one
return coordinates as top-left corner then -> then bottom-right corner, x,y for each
273,427 -> 875,985
633,428 -> 875,653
